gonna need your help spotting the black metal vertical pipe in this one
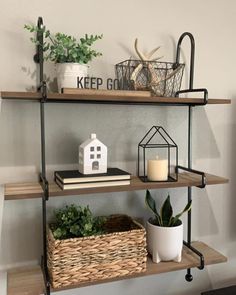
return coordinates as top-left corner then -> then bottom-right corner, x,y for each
175,32 -> 196,282
37,19 -> 48,281
188,106 -> 192,242
186,105 -> 193,282
143,148 -> 146,181
36,17 -> 46,178
138,146 -> 140,177
40,102 -> 47,268
35,16 -> 50,294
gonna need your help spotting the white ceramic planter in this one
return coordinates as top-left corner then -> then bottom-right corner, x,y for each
56,63 -> 88,93
147,220 -> 183,263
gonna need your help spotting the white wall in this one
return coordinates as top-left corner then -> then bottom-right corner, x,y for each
0,0 -> 236,294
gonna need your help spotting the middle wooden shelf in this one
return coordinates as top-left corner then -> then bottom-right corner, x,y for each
5,172 -> 228,200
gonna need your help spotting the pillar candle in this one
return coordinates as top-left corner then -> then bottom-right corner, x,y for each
147,156 -> 168,181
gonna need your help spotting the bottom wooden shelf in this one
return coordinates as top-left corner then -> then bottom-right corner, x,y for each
7,241 -> 227,295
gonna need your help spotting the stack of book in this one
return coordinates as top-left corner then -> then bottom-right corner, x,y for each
54,168 -> 131,190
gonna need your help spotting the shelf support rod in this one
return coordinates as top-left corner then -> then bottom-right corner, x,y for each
187,105 -> 193,282
34,16 -> 50,295
185,103 -> 205,278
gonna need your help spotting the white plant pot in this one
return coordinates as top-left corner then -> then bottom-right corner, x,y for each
56,63 -> 88,93
147,220 -> 183,263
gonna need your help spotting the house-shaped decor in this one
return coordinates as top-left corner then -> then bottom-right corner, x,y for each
79,133 -> 107,174
138,126 -> 178,182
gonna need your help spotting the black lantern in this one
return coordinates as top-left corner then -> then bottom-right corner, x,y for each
138,126 -> 178,182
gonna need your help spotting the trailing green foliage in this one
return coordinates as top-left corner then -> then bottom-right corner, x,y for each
50,204 -> 106,240
145,190 -> 192,227
24,24 -> 103,63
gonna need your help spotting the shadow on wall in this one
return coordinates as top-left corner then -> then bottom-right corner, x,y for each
228,98 -> 236,242
46,131 -> 82,166
22,62 -> 58,92
194,107 -> 220,160
0,86 -> 220,175
64,267 -> 212,295
0,200 -> 42,268
193,189 -> 219,238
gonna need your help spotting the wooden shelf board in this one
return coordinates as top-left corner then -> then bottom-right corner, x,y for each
1,91 -> 231,105
7,266 -> 44,295
7,241 -> 227,295
4,173 -> 229,201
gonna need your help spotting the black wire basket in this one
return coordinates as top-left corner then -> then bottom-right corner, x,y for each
115,60 -> 185,97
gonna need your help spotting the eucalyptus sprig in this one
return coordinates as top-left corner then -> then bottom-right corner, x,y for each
145,190 -> 192,227
24,24 -> 103,64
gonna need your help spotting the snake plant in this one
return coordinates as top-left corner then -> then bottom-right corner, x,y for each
145,190 -> 192,227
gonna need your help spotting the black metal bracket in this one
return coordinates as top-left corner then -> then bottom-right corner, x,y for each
174,32 -> 208,105
183,240 -> 205,270
176,88 -> 208,105
176,165 -> 206,188
38,81 -> 47,102
39,173 -> 49,201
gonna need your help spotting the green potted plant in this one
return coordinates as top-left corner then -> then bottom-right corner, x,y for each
145,190 -> 192,263
25,24 -> 103,92
50,204 -> 106,239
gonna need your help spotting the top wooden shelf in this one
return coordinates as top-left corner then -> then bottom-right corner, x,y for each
0,91 -> 231,106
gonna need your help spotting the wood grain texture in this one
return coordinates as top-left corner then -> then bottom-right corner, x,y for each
4,173 -> 229,200
7,266 -> 44,295
7,241 -> 227,294
62,88 -> 151,97
0,91 -> 231,105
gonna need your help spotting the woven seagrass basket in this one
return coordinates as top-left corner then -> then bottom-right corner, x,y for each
47,214 -> 147,288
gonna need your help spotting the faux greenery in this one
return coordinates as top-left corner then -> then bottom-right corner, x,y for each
145,190 -> 192,227
24,24 -> 103,64
50,204 -> 106,240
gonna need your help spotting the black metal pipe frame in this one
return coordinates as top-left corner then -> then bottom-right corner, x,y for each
35,17 -> 50,295
32,20 -> 208,291
175,32 -> 208,281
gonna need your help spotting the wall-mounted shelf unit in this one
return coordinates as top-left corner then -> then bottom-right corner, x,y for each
2,18 -> 231,295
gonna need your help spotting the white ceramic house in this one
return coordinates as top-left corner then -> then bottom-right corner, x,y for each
79,133 -> 107,174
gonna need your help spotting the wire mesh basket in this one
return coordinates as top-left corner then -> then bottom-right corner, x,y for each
115,60 -> 185,97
